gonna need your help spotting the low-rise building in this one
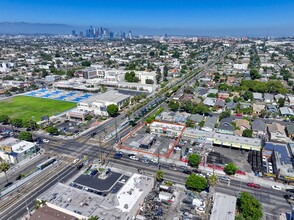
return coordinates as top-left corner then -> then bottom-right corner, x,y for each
201,116 -> 218,132
268,122 -> 287,143
210,192 -> 236,220
66,108 -> 94,122
150,121 -> 185,137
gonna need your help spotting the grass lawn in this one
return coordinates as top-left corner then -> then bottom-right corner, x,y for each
0,96 -> 76,121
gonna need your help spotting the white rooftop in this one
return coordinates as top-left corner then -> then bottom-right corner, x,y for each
210,192 -> 236,220
11,141 -> 35,153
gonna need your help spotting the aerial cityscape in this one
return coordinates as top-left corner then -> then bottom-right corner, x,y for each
0,1 -> 294,220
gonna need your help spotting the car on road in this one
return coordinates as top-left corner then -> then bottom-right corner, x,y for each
169,163 -> 177,171
114,153 -> 123,159
286,189 -> 294,193
43,139 -> 49,143
272,185 -> 282,190
247,182 -> 261,189
128,154 -> 135,157
129,156 -> 139,161
150,158 -> 158,164
72,158 -> 80,164
206,172 -> 214,177
141,159 -> 149,164
284,194 -> 294,201
4,182 -> 13,188
183,170 -> 192,175
219,176 -> 230,181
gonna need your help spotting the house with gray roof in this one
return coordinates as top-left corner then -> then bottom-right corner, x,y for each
201,116 -> 218,132
253,92 -> 263,101
188,114 -> 204,124
203,98 -> 216,107
215,117 -> 234,135
286,124 -> 294,139
252,119 -> 267,136
266,104 -> 278,114
226,101 -> 236,110
280,107 -> 294,116
264,93 -> 274,103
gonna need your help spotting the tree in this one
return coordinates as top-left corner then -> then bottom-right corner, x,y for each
18,131 -> 33,141
107,104 -> 119,117
219,110 -> 231,120
243,91 -> 253,101
198,120 -> 205,127
0,115 -> 10,124
186,174 -> 208,192
10,118 -> 23,128
225,98 -> 231,103
0,162 -> 10,183
250,68 -> 261,80
242,129 -> 253,138
156,170 -> 164,182
237,192 -> 263,220
145,79 -> 154,84
81,60 -> 91,66
188,154 -> 201,168
156,68 -> 161,84
46,126 -> 60,135
168,100 -> 179,112
185,119 -> 195,128
224,163 -> 238,175
209,174 -> 218,187
278,98 -> 285,107
88,216 -> 99,220
125,71 -> 139,83
163,65 -> 168,81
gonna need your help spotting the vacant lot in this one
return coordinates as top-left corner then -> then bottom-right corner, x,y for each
0,96 -> 76,121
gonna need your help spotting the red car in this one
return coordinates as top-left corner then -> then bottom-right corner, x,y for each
247,182 -> 260,189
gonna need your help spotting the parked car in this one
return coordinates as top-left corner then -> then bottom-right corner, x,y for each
43,139 -> 49,143
247,182 -> 261,189
272,185 -> 282,190
183,170 -> 192,175
284,194 -> 294,201
219,176 -> 230,181
129,156 -> 139,161
286,189 -> 294,193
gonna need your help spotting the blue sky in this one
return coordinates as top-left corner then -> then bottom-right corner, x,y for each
1,0 -> 294,36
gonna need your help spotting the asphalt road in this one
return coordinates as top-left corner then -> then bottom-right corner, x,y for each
0,164 -> 79,220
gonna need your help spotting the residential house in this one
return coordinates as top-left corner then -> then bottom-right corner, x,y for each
188,114 -> 204,125
234,119 -> 251,136
252,119 -> 267,137
215,117 -> 235,135
198,88 -> 209,96
253,93 -> 263,101
280,107 -> 294,116
267,122 -> 287,142
218,91 -> 230,100
226,101 -> 236,110
214,99 -> 226,109
253,103 -> 265,114
286,124 -> 294,139
208,89 -> 218,95
203,98 -> 216,107
286,95 -> 294,106
264,93 -> 274,103
274,94 -> 285,101
266,104 -> 278,114
201,116 -> 218,132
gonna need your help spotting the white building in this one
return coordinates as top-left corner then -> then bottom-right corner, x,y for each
233,63 -> 248,70
78,90 -> 130,116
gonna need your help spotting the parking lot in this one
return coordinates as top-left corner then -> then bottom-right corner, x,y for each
212,146 -> 252,173
120,125 -> 176,158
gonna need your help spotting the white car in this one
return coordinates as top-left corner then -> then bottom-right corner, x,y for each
43,139 -> 49,143
72,158 -> 80,164
129,156 -> 139,161
219,176 -> 230,181
150,158 -> 158,164
272,185 -> 282,190
206,172 -> 214,177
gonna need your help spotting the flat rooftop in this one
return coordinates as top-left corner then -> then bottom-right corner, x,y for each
73,171 -> 123,192
210,192 -> 236,220
30,205 -> 78,220
11,140 -> 35,153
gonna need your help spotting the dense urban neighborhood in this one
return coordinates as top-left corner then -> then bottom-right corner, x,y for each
0,35 -> 294,220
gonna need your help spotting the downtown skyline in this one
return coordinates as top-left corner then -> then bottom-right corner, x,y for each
0,0 -> 294,36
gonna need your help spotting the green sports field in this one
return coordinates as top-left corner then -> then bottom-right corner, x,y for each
0,96 -> 76,121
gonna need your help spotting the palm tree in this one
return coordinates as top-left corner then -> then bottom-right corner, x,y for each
88,216 -> 99,220
0,162 -> 10,183
156,170 -> 164,182
209,174 -> 218,188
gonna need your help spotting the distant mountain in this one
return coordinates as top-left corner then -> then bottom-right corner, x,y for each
0,22 -> 80,35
